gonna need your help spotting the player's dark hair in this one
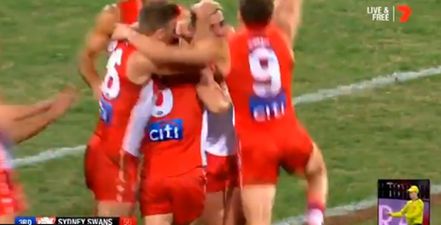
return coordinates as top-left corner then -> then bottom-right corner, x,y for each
138,2 -> 180,34
239,0 -> 273,26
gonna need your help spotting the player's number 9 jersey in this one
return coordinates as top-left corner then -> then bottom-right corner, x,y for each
248,38 -> 287,122
227,25 -> 294,128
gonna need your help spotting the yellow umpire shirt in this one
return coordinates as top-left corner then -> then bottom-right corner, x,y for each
390,199 -> 424,225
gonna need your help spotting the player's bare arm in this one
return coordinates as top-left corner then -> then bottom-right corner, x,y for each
196,68 -> 231,114
112,2 -> 221,67
2,87 -> 77,144
78,5 -> 119,98
117,29 -> 218,67
0,100 -> 52,121
273,0 -> 303,48
191,0 -> 223,41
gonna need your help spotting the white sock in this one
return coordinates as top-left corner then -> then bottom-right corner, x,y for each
306,208 -> 324,225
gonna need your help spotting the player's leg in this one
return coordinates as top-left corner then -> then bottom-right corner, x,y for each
224,155 -> 245,225
0,170 -> 25,224
0,215 -> 14,224
200,192 -> 224,225
303,144 -> 328,223
281,122 -> 328,225
200,153 -> 228,225
95,150 -> 138,216
173,167 -> 206,225
239,137 -> 279,225
143,214 -> 173,225
224,187 -> 245,225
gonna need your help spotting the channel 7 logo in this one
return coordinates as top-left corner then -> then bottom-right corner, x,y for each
147,119 -> 183,142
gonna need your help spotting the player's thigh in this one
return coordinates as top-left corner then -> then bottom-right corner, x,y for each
280,121 -> 315,175
238,135 -> 279,185
143,214 -> 173,225
172,168 -> 206,225
224,187 -> 244,225
225,155 -> 239,189
200,191 -> 225,225
0,215 -> 14,224
240,185 -> 276,225
96,201 -> 134,217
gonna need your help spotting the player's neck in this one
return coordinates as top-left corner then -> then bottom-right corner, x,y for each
244,23 -> 268,31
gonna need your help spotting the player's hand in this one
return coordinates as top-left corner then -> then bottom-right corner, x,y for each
192,0 -> 222,20
176,19 -> 191,37
199,67 -> 216,84
387,212 -> 392,216
48,86 -> 78,118
112,23 -> 131,40
130,22 -> 139,29
92,82 -> 102,100
34,99 -> 54,111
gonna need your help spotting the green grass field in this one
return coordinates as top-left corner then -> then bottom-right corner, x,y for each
1,0 -> 441,223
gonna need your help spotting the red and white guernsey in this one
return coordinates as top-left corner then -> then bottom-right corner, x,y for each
118,0 -> 142,25
0,133 -> 13,170
107,0 -> 141,53
99,42 -> 154,157
203,108 -> 236,156
226,23 -> 295,132
142,78 -> 206,177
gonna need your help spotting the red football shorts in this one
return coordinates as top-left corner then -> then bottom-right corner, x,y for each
237,118 -> 314,185
205,153 -> 238,193
85,132 -> 139,202
84,132 -> 102,191
140,167 -> 206,225
0,170 -> 25,215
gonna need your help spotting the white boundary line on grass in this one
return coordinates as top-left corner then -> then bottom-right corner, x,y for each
10,65 -> 441,224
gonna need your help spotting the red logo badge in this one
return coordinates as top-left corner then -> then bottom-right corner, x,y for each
119,217 -> 136,225
396,5 -> 412,23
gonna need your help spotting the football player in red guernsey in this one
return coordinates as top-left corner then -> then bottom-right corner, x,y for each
77,0 -> 149,216
226,0 -> 328,224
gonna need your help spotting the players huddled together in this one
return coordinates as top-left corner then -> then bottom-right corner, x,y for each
0,0 -> 329,224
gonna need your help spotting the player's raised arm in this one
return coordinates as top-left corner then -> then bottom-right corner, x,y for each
112,2 -> 220,67
78,5 -> 119,98
272,0 -> 303,47
191,0 -> 223,41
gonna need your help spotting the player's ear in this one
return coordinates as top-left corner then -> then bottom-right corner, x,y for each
155,28 -> 167,40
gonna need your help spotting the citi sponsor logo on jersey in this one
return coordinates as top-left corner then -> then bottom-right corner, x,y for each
147,119 -> 183,142
249,93 -> 287,122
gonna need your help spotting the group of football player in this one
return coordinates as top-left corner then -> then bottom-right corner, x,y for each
0,0 -> 329,224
